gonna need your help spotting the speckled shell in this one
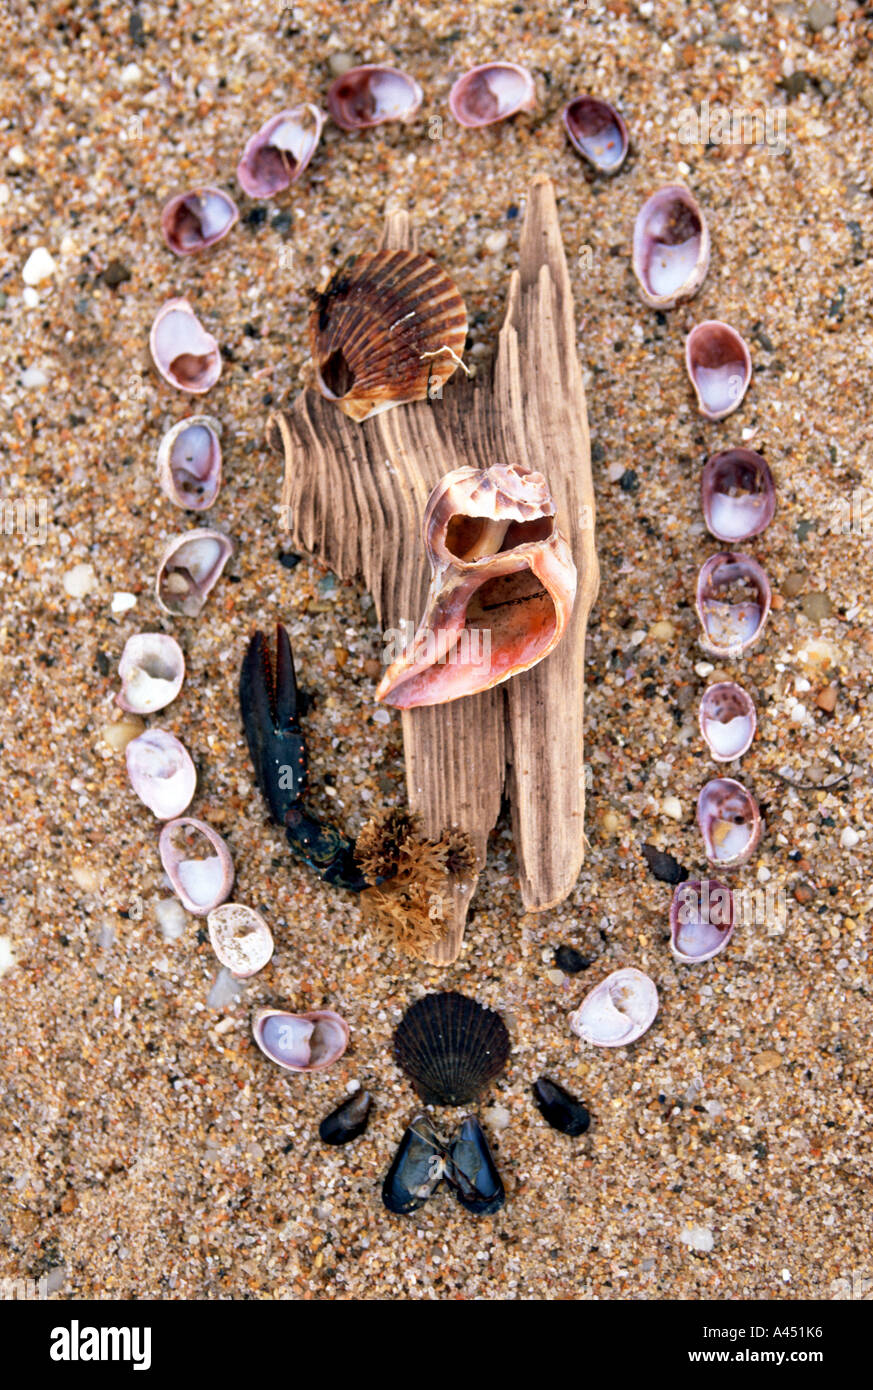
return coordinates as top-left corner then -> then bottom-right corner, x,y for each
393,991 -> 510,1106
155,528 -> 234,617
632,185 -> 710,309
685,321 -> 752,420
252,1006 -> 349,1072
377,463 -> 577,707
149,297 -> 221,394
160,187 -> 239,255
159,817 -> 234,916
449,62 -> 536,127
670,879 -> 735,963
701,449 -> 775,541
157,416 -> 222,511
696,552 -> 771,657
207,904 -> 273,977
309,249 -> 467,422
697,778 -> 762,869
327,65 -> 422,130
563,96 -> 628,174
236,105 -> 324,197
699,681 -> 757,761
117,632 -> 185,714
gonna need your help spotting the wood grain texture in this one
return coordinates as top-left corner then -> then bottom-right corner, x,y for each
270,174 -> 598,962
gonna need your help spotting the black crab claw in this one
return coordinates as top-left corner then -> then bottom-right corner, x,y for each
240,623 -> 367,891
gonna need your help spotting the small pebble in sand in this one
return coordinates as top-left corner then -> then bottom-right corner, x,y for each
111,592 -> 137,614
807,1 -> 836,32
801,591 -> 834,621
329,51 -> 356,76
648,619 -> 674,641
661,795 -> 683,821
22,247 -> 57,285
695,661 -> 715,678
63,563 -> 97,598
546,968 -> 565,985
840,826 -> 860,849
0,936 -> 16,978
679,1225 -> 714,1253
20,366 -> 48,388
154,898 -> 187,941
484,229 -> 508,255
102,715 -> 145,752
816,684 -> 838,712
71,863 -> 101,893
483,1103 -> 511,1132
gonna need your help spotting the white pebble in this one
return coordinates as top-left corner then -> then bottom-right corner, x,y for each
22,246 -> 57,285
63,563 -> 97,598
546,968 -> 565,985
483,1103 -> 511,1132
120,63 -> 142,86
661,795 -> 683,821
0,935 -> 16,978
606,462 -> 625,482
372,707 -> 391,724
20,366 -> 48,389
8,144 -> 26,166
840,826 -> 860,849
484,229 -> 508,255
679,1225 -> 714,1253
23,287 -> 39,308
756,865 -> 771,883
0,183 -> 10,205
111,591 -> 137,614
345,1078 -> 361,1094
113,994 -> 122,1019
695,661 -> 714,678
154,897 -> 187,941
630,629 -> 647,646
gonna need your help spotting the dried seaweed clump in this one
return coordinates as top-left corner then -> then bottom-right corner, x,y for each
354,809 -> 478,959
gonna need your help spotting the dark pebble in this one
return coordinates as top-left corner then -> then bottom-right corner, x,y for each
271,210 -> 293,234
591,441 -> 605,463
619,469 -> 639,493
245,207 -> 268,228
641,842 -> 689,884
94,650 -> 110,677
554,944 -> 592,973
506,204 -> 519,220
100,260 -> 131,288
129,10 -> 146,46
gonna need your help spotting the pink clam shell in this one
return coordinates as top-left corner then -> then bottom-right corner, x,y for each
117,632 -> 185,714
685,320 -> 752,420
149,297 -> 221,394
327,65 -> 422,130
696,777 -> 762,869
699,681 -> 757,762
701,448 -> 775,542
236,105 -> 324,197
695,552 -> 771,658
125,728 -> 196,820
157,416 -> 222,511
160,186 -> 239,255
252,1006 -> 349,1073
632,184 -> 710,309
569,967 -> 659,1047
449,62 -> 535,127
563,95 -> 628,174
670,879 -> 735,963
159,817 -> 234,916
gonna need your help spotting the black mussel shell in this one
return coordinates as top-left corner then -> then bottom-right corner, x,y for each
554,944 -> 592,974
381,1113 -> 446,1216
449,1115 -> 505,1216
319,1090 -> 372,1146
393,991 -> 510,1107
532,1077 -> 591,1137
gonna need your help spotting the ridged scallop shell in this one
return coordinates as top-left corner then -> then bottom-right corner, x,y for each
156,528 -> 234,617
309,249 -> 467,422
632,185 -> 710,309
563,96 -> 628,174
157,416 -> 222,511
117,633 -> 185,714
701,448 -> 775,541
670,879 -> 735,963
149,297 -> 221,394
449,62 -> 536,127
207,904 -> 274,977
125,728 -> 196,819
252,1006 -> 349,1072
569,968 -> 658,1048
699,681 -> 757,761
697,778 -> 762,869
327,66 -> 423,130
236,105 -> 324,197
393,991 -> 510,1106
377,463 -> 577,707
696,552 -> 771,657
685,321 -> 752,420
159,817 -> 234,915
161,187 -> 239,255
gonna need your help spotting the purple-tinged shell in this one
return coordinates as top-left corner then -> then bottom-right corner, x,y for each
685,321 -> 752,420
208,904 -> 274,978
149,298 -> 221,394
701,448 -> 775,542
569,967 -> 659,1048
670,879 -> 735,963
125,728 -> 196,819
117,632 -> 185,714
699,681 -> 757,761
449,62 -> 535,128
252,1006 -> 349,1073
697,777 -> 762,869
160,187 -> 239,256
155,528 -> 233,617
695,552 -> 771,657
159,817 -> 234,916
632,185 -> 710,309
563,95 -> 628,174
236,105 -> 324,197
157,416 -> 222,511
327,65 -> 423,130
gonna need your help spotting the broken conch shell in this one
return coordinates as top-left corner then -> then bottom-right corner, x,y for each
377,463 -> 577,708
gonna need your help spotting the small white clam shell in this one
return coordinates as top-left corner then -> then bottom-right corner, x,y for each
251,1005 -> 349,1072
155,527 -> 233,617
117,632 -> 185,714
699,681 -> 757,761
207,904 -> 274,978
159,818 -> 234,915
569,967 -> 659,1047
125,728 -> 196,819
149,297 -> 222,394
157,416 -> 222,511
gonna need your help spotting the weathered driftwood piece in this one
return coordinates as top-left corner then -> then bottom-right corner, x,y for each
269,173 -> 598,964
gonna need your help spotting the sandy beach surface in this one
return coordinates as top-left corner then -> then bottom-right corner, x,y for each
1,0 -> 871,1299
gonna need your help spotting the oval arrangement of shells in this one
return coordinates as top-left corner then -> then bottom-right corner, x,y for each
28,0 -> 864,1313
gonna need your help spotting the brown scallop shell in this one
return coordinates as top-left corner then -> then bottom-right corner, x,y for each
309,249 -> 468,423
377,463 -> 577,707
